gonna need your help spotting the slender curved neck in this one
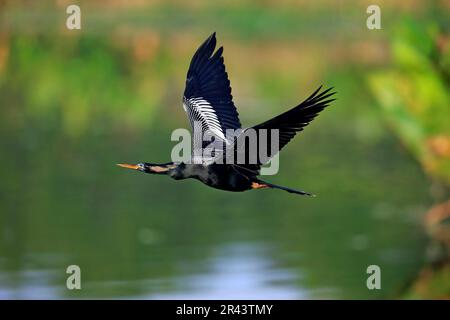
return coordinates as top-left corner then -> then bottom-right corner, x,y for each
144,162 -> 177,174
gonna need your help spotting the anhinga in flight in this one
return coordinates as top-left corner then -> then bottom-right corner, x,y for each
118,33 -> 335,196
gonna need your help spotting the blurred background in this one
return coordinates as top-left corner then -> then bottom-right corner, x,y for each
0,0 -> 449,299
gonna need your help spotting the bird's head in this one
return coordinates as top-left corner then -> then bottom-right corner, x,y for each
116,162 -> 176,174
116,163 -> 148,173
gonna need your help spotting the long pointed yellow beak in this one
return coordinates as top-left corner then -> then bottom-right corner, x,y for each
116,163 -> 139,170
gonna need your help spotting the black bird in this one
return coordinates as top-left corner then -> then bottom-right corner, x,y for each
118,33 -> 335,196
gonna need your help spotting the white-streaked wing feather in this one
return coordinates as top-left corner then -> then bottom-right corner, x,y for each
186,97 -> 227,141
182,33 -> 241,156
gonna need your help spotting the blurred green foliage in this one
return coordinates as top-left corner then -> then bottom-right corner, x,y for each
369,19 -> 450,186
369,16 -> 450,299
2,35 -> 165,137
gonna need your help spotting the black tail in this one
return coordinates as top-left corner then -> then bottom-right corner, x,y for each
258,180 -> 315,197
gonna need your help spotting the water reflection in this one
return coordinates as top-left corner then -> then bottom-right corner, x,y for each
0,243 -> 308,299
0,270 -> 59,299
149,243 -> 306,299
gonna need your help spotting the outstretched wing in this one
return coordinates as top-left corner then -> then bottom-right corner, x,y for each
231,86 -> 336,175
183,32 -> 241,156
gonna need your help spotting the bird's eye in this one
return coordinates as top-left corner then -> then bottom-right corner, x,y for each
138,163 -> 145,170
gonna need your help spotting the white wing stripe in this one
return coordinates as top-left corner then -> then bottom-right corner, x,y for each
186,97 -> 227,141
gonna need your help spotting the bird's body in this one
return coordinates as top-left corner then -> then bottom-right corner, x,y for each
168,163 -> 254,192
118,33 -> 336,196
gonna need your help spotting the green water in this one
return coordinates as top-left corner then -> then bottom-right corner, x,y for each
0,100 -> 430,299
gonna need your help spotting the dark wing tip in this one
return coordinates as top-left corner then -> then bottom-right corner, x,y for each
307,86 -> 337,104
186,33 -> 219,83
203,32 -> 217,50
207,32 -> 216,43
